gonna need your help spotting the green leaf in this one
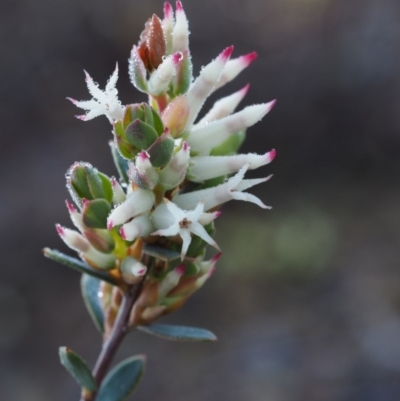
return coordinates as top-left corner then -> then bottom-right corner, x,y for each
43,248 -> 118,285
210,130 -> 246,156
125,119 -> 158,150
137,324 -> 217,342
86,167 -> 105,199
151,108 -> 164,135
68,163 -> 92,201
110,141 -> 129,184
143,244 -> 181,261
81,274 -> 104,333
99,173 -> 114,203
113,120 -> 137,160
59,347 -> 97,392
96,356 -> 145,401
147,131 -> 174,168
82,199 -> 112,229
173,52 -> 192,96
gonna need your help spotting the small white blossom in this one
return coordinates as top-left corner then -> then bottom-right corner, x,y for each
174,164 -> 272,211
68,63 -> 124,123
152,199 -> 220,260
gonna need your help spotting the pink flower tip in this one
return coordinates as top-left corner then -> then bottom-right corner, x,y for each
175,264 -> 186,276
268,149 -> 277,162
55,224 -> 64,236
214,210 -> 222,218
66,97 -> 77,105
111,177 -> 118,186
209,266 -> 217,276
65,200 -> 76,213
137,269 -> 146,276
119,227 -> 126,240
138,151 -> 149,161
172,52 -> 183,64
267,99 -> 277,111
176,0 -> 183,11
83,70 -> 91,81
212,252 -> 222,263
164,2 -> 173,17
221,45 -> 234,60
75,115 -> 87,121
107,220 -> 114,230
182,141 -> 190,152
82,198 -> 89,206
240,84 -> 250,96
241,51 -> 258,65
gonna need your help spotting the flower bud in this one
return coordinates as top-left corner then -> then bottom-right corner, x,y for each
128,45 -> 148,93
138,14 -> 166,72
120,257 -> 147,284
128,151 -> 159,190
107,189 -> 155,229
111,177 -> 126,204
120,214 -> 154,242
161,95 -> 189,138
158,265 -> 185,298
158,141 -> 190,189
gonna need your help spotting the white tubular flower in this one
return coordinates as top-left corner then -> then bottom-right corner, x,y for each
187,149 -> 276,182
159,141 -> 190,189
152,199 -> 220,260
173,164 -> 271,211
120,214 -> 154,242
195,84 -> 250,127
188,102 -> 276,154
128,151 -> 158,190
107,189 -> 155,229
214,52 -> 257,92
158,265 -> 186,298
184,46 -> 234,130
148,53 -> 182,95
65,200 -> 84,231
162,2 -> 174,54
67,64 -> 124,123
111,177 -> 126,204
172,1 -> 190,53
120,257 -> 147,284
56,225 -> 115,269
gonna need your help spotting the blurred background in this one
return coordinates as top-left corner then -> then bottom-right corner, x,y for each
1,0 -> 400,400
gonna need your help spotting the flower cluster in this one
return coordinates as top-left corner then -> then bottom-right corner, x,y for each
53,1 -> 275,330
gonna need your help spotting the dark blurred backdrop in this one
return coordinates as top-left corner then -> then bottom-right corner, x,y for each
2,0 -> 400,400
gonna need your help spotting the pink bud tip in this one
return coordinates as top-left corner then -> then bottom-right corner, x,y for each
137,269 -> 146,275
240,51 -> 258,66
176,0 -> 183,11
175,264 -> 186,276
138,151 -> 149,161
172,52 -> 183,64
111,177 -> 117,187
66,97 -> 77,105
182,141 -> 189,152
119,227 -> 126,240
215,210 -> 222,218
240,84 -> 251,96
82,198 -> 89,206
268,149 -> 277,162
75,115 -> 87,121
221,45 -> 234,61
107,220 -> 114,230
209,266 -> 217,276
212,252 -> 222,263
55,224 -> 64,236
267,99 -> 277,111
164,2 -> 173,17
65,200 -> 76,213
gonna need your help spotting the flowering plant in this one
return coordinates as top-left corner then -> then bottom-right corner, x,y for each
44,2 -> 276,400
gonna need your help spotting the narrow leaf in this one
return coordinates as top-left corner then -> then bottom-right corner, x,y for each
59,347 -> 97,392
125,119 -> 158,150
137,324 -> 217,342
43,248 -> 118,285
81,274 -> 104,332
110,141 -> 129,184
142,244 -> 181,261
96,355 -> 146,401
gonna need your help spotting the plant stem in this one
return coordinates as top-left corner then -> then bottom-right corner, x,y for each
81,282 -> 143,401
